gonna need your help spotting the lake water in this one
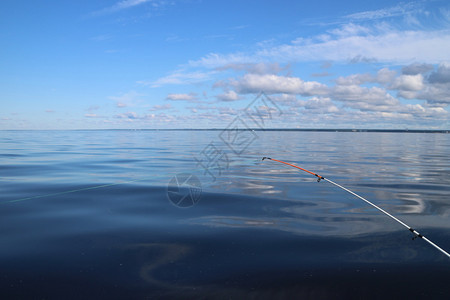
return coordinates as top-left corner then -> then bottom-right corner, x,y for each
1,130 -> 449,299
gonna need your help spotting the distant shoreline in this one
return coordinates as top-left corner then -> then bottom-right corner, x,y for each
2,129 -> 449,133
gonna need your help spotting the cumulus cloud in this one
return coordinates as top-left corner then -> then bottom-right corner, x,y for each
428,62 -> 450,84
300,97 -> 339,114
332,64 -> 450,106
269,94 -> 300,107
390,74 -> 424,91
231,74 -> 328,95
332,85 -> 400,111
131,4 -> 449,128
210,61 -> 448,127
388,62 -> 450,104
415,85 -> 450,104
400,104 -> 447,118
335,73 -> 374,86
335,68 -> 397,86
376,68 -> 397,84
216,90 -> 240,101
402,63 -> 434,75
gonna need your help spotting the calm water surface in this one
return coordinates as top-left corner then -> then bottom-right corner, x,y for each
0,130 -> 449,299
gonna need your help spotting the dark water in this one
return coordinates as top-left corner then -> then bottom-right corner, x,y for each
1,130 -> 449,299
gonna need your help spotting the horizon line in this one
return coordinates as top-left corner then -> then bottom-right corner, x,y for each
1,128 -> 449,133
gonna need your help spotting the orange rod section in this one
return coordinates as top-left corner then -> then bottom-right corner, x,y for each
267,158 -> 324,179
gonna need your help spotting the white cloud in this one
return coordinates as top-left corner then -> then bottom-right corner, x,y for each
400,104 -> 447,118
415,84 -> 450,104
332,85 -> 400,111
217,62 -> 285,75
141,70 -> 214,87
216,106 -> 238,116
166,93 -> 198,101
331,64 -> 450,106
269,94 -> 300,107
188,53 -> 253,69
148,103 -> 173,111
231,74 -> 328,96
209,63 -> 448,127
115,111 -> 139,119
300,97 -> 339,114
186,104 -> 217,111
336,68 -> 396,86
85,113 -> 102,118
402,63 -> 434,75
113,0 -> 151,10
390,74 -> 424,91
428,62 -> 450,83
216,90 -> 240,102
385,62 -> 450,104
142,112 -> 177,122
376,68 -> 397,84
328,23 -> 371,37
110,112 -> 179,124
259,29 -> 450,64
335,73 -> 374,86
344,1 -> 423,22
188,26 -> 450,70
92,0 -> 158,15
129,4 -> 449,128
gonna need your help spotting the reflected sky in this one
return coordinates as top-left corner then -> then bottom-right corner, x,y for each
0,130 -> 449,297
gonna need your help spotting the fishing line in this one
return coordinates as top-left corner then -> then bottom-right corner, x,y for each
262,157 -> 450,259
2,173 -> 176,205
4,180 -> 140,204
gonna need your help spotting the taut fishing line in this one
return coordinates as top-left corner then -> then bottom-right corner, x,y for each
262,157 -> 450,259
2,172 -> 177,205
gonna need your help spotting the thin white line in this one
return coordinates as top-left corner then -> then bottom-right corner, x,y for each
3,173 -> 175,204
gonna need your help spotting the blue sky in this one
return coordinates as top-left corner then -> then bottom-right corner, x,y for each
1,0 -> 450,129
